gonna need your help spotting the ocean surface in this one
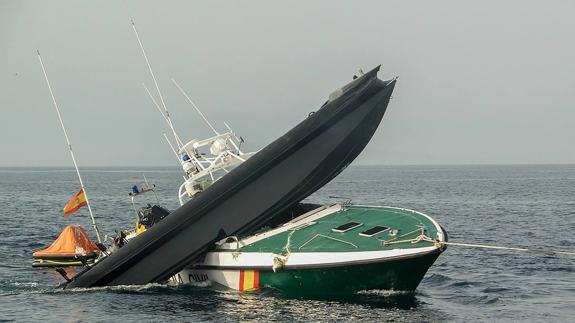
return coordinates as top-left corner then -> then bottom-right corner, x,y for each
0,165 -> 573,322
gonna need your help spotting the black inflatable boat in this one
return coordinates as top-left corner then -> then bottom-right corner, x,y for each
63,66 -> 396,288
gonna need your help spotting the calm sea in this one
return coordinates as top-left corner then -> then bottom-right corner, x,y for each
0,165 -> 573,322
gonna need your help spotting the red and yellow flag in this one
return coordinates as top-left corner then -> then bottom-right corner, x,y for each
63,189 -> 87,217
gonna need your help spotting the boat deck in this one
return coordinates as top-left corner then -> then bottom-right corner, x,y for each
238,206 -> 443,253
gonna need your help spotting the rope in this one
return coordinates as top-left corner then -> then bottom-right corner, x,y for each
283,230 -> 294,257
380,226 -> 425,245
394,234 -> 575,257
273,231 -> 295,272
434,239 -> 575,257
299,234 -> 358,250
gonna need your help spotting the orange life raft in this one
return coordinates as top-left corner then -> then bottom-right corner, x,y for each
32,225 -> 100,267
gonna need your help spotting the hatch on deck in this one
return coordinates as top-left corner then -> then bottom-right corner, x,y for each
359,226 -> 390,237
332,222 -> 363,233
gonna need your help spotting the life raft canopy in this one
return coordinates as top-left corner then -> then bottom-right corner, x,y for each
33,225 -> 100,259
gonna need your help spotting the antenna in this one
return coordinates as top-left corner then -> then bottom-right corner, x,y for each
163,132 -> 181,162
223,121 -> 243,154
142,173 -> 159,204
131,19 -> 182,148
36,50 -> 103,243
223,122 -> 240,140
143,83 -> 184,147
171,78 -> 219,135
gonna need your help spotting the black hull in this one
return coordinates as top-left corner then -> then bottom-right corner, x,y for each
64,66 -> 396,288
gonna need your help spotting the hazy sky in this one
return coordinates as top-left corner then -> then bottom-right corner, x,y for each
1,0 -> 574,166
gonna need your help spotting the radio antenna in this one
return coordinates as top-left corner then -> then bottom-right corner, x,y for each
131,19 -> 182,148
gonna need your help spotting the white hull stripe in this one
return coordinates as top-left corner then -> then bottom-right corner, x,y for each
196,246 -> 442,270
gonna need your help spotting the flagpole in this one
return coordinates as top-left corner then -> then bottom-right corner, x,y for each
36,50 -> 103,243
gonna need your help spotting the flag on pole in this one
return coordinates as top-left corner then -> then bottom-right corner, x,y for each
63,189 -> 88,217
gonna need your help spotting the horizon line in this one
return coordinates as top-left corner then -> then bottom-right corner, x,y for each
1,162 -> 574,169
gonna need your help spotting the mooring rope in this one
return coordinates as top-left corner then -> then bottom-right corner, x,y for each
394,234 -> 575,257
272,231 -> 295,272
435,240 -> 575,257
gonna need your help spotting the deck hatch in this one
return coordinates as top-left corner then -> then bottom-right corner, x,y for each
359,226 -> 389,237
331,222 -> 362,233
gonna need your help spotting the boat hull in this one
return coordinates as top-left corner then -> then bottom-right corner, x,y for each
178,251 -> 441,296
174,204 -> 447,295
64,67 -> 396,288
262,251 -> 441,295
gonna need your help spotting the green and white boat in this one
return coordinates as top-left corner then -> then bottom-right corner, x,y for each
115,46 -> 448,294
171,203 -> 447,295
119,107 -> 447,296
116,98 -> 447,296
120,129 -> 447,295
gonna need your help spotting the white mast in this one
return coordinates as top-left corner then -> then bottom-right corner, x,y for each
131,19 -> 183,148
36,50 -> 103,243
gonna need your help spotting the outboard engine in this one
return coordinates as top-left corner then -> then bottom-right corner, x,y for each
137,204 -> 170,229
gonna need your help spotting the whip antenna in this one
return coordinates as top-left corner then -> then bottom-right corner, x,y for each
131,19 -> 182,148
172,78 -> 219,135
143,83 -> 184,147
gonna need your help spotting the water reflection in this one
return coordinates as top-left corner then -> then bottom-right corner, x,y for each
64,284 -> 445,322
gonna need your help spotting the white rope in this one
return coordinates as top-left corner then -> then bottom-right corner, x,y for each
272,231 -> 295,272
283,230 -> 294,257
393,234 -> 575,257
379,226 -> 425,245
299,234 -> 358,250
435,240 -> 575,257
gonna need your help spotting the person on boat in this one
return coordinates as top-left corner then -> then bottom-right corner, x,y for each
129,185 -> 140,196
112,230 -> 127,249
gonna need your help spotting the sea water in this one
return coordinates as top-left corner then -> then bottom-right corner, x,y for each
0,165 -> 573,322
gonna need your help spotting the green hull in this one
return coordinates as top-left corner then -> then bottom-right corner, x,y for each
180,205 -> 447,296
259,251 -> 441,296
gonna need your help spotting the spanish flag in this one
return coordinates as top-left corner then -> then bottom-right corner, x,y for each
63,189 -> 88,217
239,270 -> 259,291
